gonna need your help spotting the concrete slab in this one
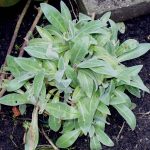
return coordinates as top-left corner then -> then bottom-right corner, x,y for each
76,0 -> 150,21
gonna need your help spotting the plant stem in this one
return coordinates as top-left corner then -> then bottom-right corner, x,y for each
0,0 -> 32,85
41,127 -> 59,150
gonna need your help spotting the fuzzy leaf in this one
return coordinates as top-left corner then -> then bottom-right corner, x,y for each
40,3 -> 67,33
118,43 -> 150,62
6,55 -> 23,77
61,1 -> 71,21
33,71 -> 45,98
77,57 -> 106,68
15,57 -> 42,73
48,116 -> 61,132
56,129 -> 81,148
25,107 -> 39,150
70,36 -> 89,64
95,126 -> 114,147
129,75 -> 149,93
0,94 -> 29,106
90,135 -> 102,150
113,104 -> 136,130
77,70 -> 94,98
45,102 -> 79,120
116,39 -> 139,56
97,102 -> 110,115
36,26 -> 53,41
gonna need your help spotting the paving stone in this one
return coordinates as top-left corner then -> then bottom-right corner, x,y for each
76,0 -> 150,21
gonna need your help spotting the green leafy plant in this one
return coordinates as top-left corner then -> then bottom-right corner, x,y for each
0,2 -> 150,149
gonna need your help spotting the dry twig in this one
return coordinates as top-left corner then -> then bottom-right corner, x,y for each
116,122 -> 125,142
41,127 -> 59,150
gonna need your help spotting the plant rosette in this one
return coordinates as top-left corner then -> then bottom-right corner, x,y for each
0,1 -> 150,150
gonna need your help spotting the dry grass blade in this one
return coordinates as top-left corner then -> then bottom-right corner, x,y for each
41,127 -> 59,150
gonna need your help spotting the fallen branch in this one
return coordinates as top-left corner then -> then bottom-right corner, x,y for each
0,3 -> 45,98
0,0 -> 32,85
41,127 -> 59,150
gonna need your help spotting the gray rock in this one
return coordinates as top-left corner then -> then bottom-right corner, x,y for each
76,0 -> 150,21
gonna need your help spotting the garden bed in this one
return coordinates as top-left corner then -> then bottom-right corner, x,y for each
0,0 -> 150,150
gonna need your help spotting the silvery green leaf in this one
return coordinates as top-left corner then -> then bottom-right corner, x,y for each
38,84 -> 48,114
15,57 -> 42,73
96,32 -> 111,47
56,78 -> 72,92
94,112 -> 107,130
91,66 -> 117,77
19,104 -> 26,115
79,13 -> 92,22
118,43 -> 150,62
109,19 -> 118,42
7,72 -> 35,91
0,94 -> 29,106
58,56 -> 65,70
77,70 -> 94,98
89,125 -> 95,138
100,80 -> 115,105
75,20 -> 106,39
46,44 -> 59,60
126,85 -> 141,98
40,3 -> 68,33
97,102 -> 110,115
77,57 -> 106,68
24,46 -> 48,59
95,126 -> 114,147
46,25 -> 63,39
113,104 -> 136,130
33,71 -> 45,98
48,115 -> 61,132
100,12 -> 111,25
36,26 -> 53,41
25,107 -> 39,150
116,39 -> 139,57
72,86 -> 85,102
117,22 -> 125,34
62,120 -> 76,133
55,69 -> 65,83
110,89 -> 131,107
77,98 -> 91,135
117,65 -> 143,84
93,46 -> 118,66
56,129 -> 81,148
6,55 -> 23,77
90,135 -> 102,150
65,65 -> 78,87
24,83 -> 37,105
45,102 -> 79,120
28,38 -> 50,47
78,93 -> 100,135
129,75 -> 149,93
70,36 -> 89,64
61,1 -> 72,21
42,60 -> 57,74
53,43 -> 69,53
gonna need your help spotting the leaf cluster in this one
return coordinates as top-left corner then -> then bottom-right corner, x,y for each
0,2 -> 150,149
